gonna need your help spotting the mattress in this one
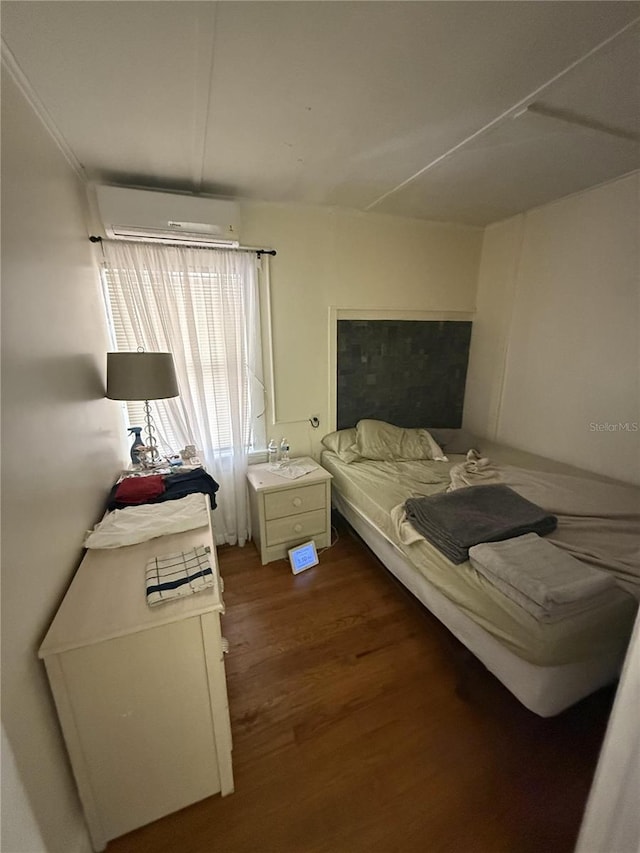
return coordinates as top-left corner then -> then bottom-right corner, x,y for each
321,448 -> 637,669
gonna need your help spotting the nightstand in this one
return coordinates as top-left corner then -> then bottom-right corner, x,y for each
247,457 -> 332,565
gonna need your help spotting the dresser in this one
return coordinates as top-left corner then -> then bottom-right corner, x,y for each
38,495 -> 233,851
247,457 -> 332,564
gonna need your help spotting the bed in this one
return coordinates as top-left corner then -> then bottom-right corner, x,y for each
321,423 -> 639,717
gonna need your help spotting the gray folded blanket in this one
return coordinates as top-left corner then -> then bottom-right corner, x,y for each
404,484 -> 557,564
469,533 -> 616,622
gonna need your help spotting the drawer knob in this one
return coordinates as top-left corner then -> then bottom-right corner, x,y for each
293,523 -> 303,533
292,497 -> 303,507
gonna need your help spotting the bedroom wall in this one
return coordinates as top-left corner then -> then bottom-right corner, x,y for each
464,173 -> 639,485
2,73 -> 482,850
576,609 -> 640,852
1,72 -> 124,852
241,202 -> 483,456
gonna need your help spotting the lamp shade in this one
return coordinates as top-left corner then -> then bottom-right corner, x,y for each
106,352 -> 179,401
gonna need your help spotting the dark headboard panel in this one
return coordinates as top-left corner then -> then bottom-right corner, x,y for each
337,319 -> 472,430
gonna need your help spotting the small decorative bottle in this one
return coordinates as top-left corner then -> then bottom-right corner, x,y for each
267,439 -> 278,469
279,437 -> 290,468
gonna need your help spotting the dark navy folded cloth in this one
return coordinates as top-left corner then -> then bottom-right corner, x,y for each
107,467 -> 219,511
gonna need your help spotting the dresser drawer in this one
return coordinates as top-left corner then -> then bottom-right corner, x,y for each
264,483 -> 326,520
265,509 -> 326,546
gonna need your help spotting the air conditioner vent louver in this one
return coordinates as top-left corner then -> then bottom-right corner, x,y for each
96,186 -> 241,246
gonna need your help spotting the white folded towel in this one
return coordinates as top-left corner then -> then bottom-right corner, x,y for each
145,544 -> 214,607
84,493 -> 209,549
469,533 -> 616,622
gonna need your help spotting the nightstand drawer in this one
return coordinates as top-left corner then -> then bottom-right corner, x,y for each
265,509 -> 326,546
264,483 -> 326,520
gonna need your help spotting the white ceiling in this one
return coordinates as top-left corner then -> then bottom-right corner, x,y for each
2,1 -> 639,225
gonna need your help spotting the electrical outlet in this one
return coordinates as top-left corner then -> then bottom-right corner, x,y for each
309,414 -> 320,429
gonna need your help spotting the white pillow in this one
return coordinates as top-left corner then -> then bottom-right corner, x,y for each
320,428 -> 361,463
354,420 -> 447,462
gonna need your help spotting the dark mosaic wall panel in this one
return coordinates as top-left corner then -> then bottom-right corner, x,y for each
337,320 -> 472,430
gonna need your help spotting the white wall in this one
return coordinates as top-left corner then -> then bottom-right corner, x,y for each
575,609 -> 640,853
241,202 -> 483,456
1,72 -> 124,851
2,70 -> 482,849
1,727 -> 48,853
464,174 -> 640,484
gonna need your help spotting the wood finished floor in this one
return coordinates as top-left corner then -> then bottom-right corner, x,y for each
108,517 -> 614,853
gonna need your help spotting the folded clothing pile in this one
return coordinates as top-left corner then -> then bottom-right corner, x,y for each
113,474 -> 165,505
145,544 -> 214,607
404,484 -> 557,564
85,493 -> 211,550
108,467 -> 219,511
469,533 -> 617,622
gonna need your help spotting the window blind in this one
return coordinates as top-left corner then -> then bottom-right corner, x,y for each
102,263 -> 258,456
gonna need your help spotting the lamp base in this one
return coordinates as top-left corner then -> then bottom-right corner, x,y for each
143,400 -> 161,464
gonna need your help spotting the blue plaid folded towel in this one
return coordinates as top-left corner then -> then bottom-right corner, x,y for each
145,544 -> 213,607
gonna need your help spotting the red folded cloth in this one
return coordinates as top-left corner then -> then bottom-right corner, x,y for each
114,475 -> 165,505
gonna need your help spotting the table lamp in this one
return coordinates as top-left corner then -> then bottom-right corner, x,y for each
106,350 -> 179,464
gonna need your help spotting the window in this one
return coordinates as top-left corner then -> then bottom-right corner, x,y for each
101,241 -> 265,459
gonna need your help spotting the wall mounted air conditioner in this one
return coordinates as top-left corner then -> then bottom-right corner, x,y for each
96,185 -> 241,246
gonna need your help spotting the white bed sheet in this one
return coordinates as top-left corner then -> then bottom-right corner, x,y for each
330,474 -> 628,717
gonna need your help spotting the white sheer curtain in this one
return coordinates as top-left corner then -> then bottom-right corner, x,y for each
102,240 -> 265,546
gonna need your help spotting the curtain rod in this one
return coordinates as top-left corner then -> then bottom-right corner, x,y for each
89,235 -> 276,257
